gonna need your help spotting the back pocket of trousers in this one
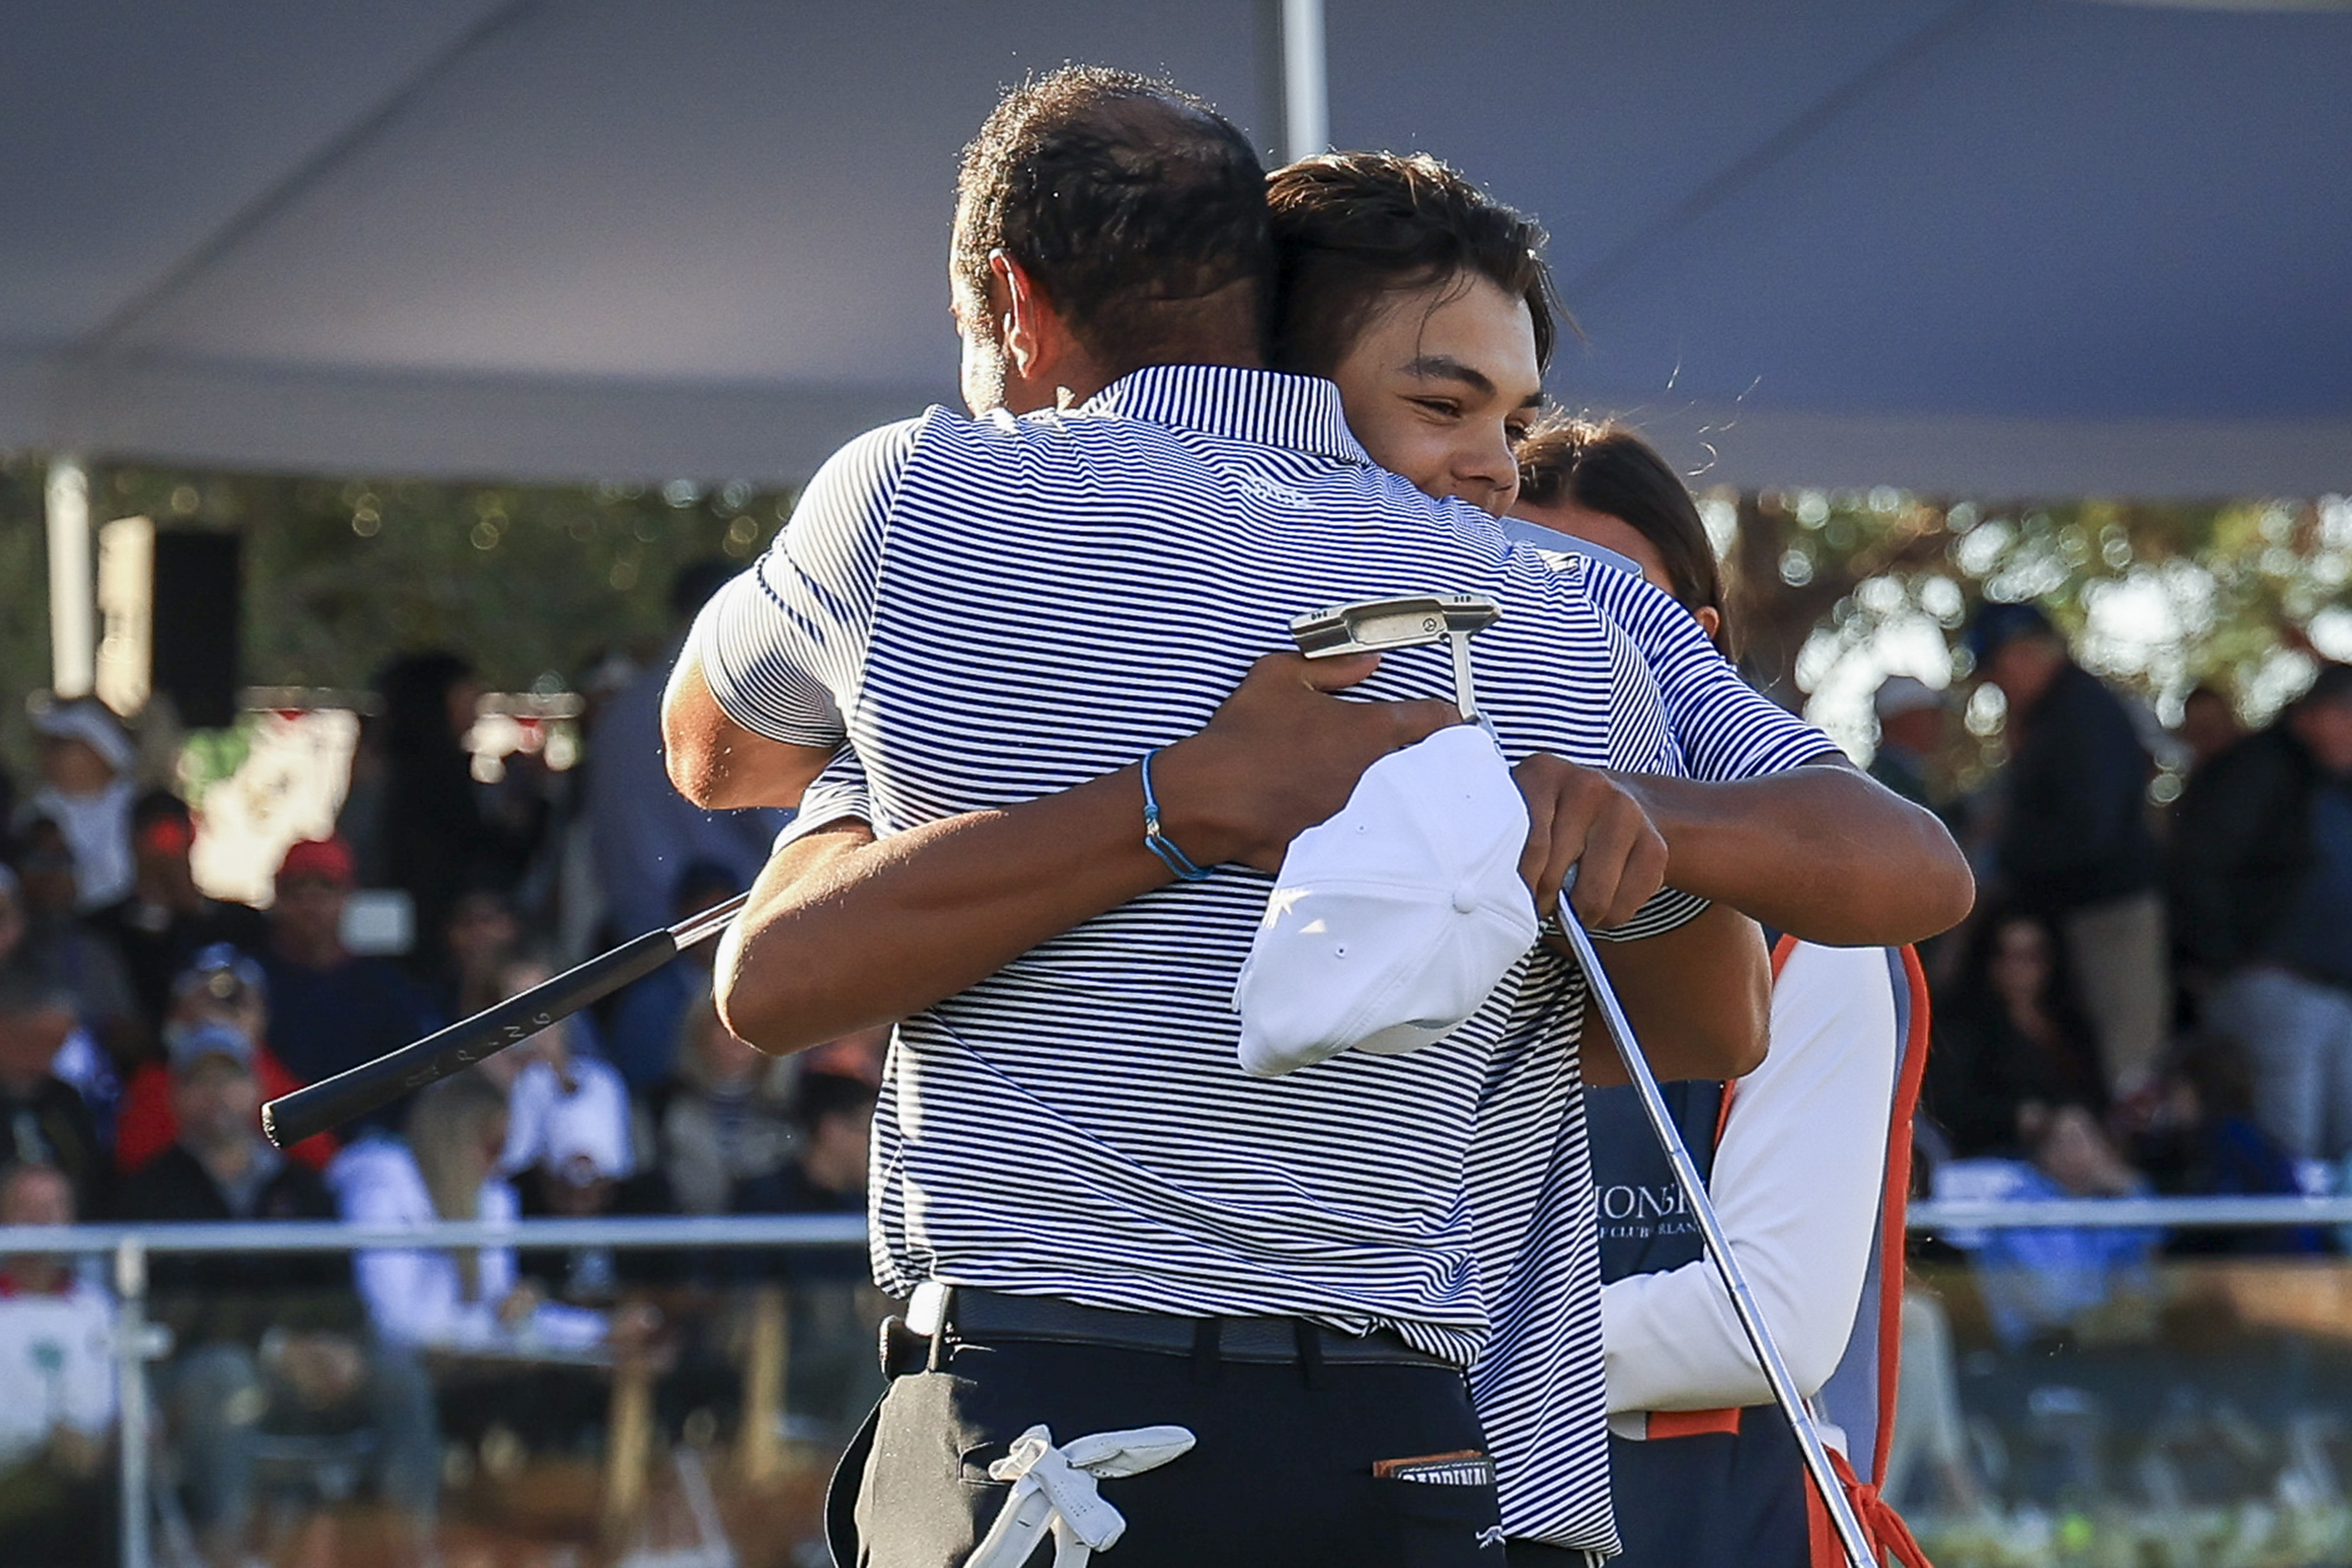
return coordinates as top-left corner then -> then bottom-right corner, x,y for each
1372,1474 -> 1505,1567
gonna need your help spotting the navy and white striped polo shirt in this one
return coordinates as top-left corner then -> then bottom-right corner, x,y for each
757,580 -> 1835,1558
698,364 -> 1828,1555
1449,540 -> 1833,1549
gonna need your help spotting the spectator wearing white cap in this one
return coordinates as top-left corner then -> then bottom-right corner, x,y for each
25,698 -> 137,914
516,1066 -> 679,1302
1870,676 -> 1955,812
475,953 -> 635,1184
0,1161 -> 116,1567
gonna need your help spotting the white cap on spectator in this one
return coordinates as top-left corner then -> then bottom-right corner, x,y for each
32,697 -> 133,774
531,1065 -> 634,1186
1233,724 -> 1539,1077
1872,675 -> 1950,722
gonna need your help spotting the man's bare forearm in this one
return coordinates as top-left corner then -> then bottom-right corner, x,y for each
1576,903 -> 1771,1088
714,777 -> 1174,1051
1621,760 -> 1974,947
712,652 -> 1463,1052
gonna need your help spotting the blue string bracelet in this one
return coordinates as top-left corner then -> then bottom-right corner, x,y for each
1139,748 -> 1214,882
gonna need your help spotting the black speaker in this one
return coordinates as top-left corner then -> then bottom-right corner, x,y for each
152,531 -> 242,728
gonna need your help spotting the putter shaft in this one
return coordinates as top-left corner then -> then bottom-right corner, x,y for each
1555,907 -> 1878,1568
1446,630 -> 1480,722
670,890 -> 749,950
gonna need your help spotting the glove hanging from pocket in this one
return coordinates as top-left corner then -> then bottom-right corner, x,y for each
963,1423 -> 1198,1568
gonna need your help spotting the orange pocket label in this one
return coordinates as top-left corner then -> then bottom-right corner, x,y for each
1373,1450 -> 1496,1486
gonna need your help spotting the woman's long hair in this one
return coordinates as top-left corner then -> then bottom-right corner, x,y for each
406,1071 -> 508,1299
1514,412 -> 1737,659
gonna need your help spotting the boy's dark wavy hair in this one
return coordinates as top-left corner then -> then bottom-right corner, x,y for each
1267,150 -> 1563,378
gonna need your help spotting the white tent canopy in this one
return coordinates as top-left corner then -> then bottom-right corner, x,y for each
7,0 -> 2350,499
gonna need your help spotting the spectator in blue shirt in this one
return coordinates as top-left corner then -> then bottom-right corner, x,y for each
1936,1104 -> 2163,1350
584,562 -> 789,946
255,838 -> 442,1119
602,860 -> 740,1089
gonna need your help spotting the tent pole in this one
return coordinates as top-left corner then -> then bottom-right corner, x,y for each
1280,0 -> 1328,163
45,453 -> 96,700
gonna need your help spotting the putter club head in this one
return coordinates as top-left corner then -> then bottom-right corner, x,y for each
1441,598 -> 1504,637
1289,594 -> 1502,659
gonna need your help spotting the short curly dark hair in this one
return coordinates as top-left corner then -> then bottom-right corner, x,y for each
1267,151 -> 1563,379
952,67 -> 1273,375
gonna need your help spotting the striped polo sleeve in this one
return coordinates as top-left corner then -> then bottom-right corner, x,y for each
773,746 -> 875,851
693,418 -> 920,747
1575,564 -> 1838,781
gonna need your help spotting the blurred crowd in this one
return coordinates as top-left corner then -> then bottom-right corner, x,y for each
5,559 -> 2352,1556
1881,602 -> 2352,1350
0,564 -> 882,1565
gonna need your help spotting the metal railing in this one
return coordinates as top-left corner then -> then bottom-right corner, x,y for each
2,1199 -> 2344,1568
1907,1194 -> 2352,1230
0,1215 -> 869,1568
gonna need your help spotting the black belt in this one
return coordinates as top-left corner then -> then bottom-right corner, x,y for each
936,1285 -> 1457,1369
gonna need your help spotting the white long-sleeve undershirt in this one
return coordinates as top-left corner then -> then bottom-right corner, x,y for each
328,1137 -> 605,1352
1600,941 -> 1900,1415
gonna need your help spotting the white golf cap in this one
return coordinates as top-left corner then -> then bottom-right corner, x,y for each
505,1058 -> 636,1181
1234,724 -> 1539,1077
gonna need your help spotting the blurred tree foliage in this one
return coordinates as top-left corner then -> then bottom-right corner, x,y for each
0,457 -> 54,770
99,464 -> 793,693
0,453 -> 788,773
4,448 -> 2346,799
1717,486 -> 2352,788
1,456 -> 787,683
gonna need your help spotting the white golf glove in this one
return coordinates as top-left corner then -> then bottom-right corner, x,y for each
963,1423 -> 1198,1568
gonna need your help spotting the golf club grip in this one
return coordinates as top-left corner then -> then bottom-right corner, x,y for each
261,929 -> 680,1149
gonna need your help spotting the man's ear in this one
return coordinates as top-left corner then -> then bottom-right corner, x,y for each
991,250 -> 1053,378
991,251 -> 1102,404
